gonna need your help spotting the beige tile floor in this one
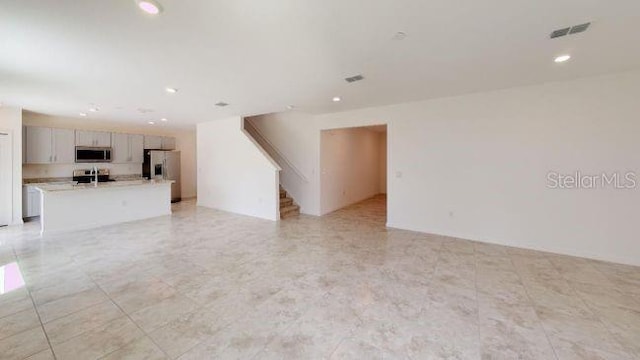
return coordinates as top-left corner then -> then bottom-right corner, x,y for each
0,195 -> 639,359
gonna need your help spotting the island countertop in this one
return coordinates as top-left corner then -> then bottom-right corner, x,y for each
34,179 -> 174,193
36,179 -> 174,234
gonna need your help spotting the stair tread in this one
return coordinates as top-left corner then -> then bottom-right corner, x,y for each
279,198 -> 293,207
278,185 -> 298,218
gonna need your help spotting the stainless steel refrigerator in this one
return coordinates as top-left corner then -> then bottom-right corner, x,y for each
143,150 -> 181,202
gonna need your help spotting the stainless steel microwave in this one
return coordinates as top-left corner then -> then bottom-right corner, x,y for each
75,147 -> 112,163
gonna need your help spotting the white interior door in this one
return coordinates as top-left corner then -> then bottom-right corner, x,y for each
0,133 -> 12,226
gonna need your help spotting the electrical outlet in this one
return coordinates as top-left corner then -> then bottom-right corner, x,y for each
449,211 -> 454,218
395,171 -> 402,178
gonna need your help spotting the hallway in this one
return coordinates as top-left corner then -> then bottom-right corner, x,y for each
0,196 -> 638,359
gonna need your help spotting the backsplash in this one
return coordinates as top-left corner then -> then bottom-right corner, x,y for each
22,163 -> 142,179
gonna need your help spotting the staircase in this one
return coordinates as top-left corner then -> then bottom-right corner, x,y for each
279,185 -> 300,219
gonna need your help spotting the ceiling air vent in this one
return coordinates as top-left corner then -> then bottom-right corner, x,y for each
550,22 -> 591,39
550,27 -> 570,39
345,74 -> 365,83
215,102 -> 229,107
569,22 -> 591,34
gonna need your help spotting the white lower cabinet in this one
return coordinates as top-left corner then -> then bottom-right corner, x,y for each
22,186 -> 41,218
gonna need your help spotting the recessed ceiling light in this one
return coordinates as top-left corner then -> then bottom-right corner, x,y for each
148,121 -> 155,125
79,112 -> 87,117
165,87 -> 178,94
332,96 -> 342,102
554,55 -> 571,63
286,105 -> 295,110
89,107 -> 99,112
160,118 -> 168,122
137,0 -> 162,15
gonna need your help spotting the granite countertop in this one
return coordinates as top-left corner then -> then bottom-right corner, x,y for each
24,174 -> 144,185
34,179 -> 174,193
23,178 -> 73,185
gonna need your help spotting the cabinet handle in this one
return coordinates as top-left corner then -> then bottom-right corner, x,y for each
54,155 -> 57,162
49,155 -> 52,162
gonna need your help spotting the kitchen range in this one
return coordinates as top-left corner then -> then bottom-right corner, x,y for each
22,126 -> 182,234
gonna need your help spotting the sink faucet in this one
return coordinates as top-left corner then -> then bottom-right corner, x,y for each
91,166 -> 98,187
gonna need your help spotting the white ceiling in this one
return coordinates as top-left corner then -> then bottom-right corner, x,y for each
1,0 -> 639,128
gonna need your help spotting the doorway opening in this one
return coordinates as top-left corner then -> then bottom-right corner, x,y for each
319,124 -> 387,224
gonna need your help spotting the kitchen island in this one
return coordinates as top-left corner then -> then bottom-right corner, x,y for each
34,180 -> 174,234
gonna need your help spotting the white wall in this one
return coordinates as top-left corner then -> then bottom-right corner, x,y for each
197,116 -> 280,221
0,106 -> 23,225
379,132 -> 387,194
249,70 -> 640,266
247,112 -> 320,215
22,112 -> 197,199
320,127 -> 382,214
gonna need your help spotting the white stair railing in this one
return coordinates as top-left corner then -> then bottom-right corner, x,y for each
244,119 -> 309,184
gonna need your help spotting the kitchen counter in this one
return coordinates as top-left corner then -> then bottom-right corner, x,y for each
34,179 -> 174,193
36,179 -> 173,234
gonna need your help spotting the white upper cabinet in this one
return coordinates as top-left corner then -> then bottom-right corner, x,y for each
76,130 -> 111,147
51,128 -> 75,163
22,126 -> 26,164
24,126 -> 171,165
130,134 -> 144,163
162,137 -> 176,150
113,133 -> 145,163
75,130 -> 94,147
112,133 -> 130,163
144,135 -> 163,149
25,126 -> 52,164
24,126 -> 75,164
95,131 -> 112,147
